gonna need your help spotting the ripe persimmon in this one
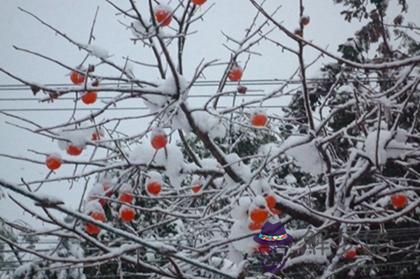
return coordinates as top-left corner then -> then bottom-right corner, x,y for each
155,7 -> 172,26
192,183 -> 201,193
248,222 -> 263,231
119,192 -> 134,204
66,144 -> 83,156
228,66 -> 243,82
250,208 -> 269,223
91,130 -> 104,141
343,248 -> 357,260
81,91 -> 97,105
391,193 -> 408,209
147,181 -> 161,196
258,244 -> 270,254
85,211 -> 106,235
192,0 -> 207,5
251,112 -> 268,128
151,130 -> 167,150
119,206 -> 135,222
45,154 -> 62,170
265,195 -> 281,215
265,195 -> 276,208
70,70 -> 85,85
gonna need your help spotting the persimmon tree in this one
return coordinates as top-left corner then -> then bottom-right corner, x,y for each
0,0 -> 419,278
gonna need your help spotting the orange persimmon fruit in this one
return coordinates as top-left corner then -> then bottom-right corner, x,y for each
228,66 -> 243,82
265,195 -> 281,215
45,154 -> 62,170
70,70 -> 85,85
151,130 -> 168,150
85,211 -> 106,235
250,208 -> 269,223
66,144 -> 83,156
81,91 -> 97,105
119,192 -> 134,204
251,112 -> 268,128
391,193 -> 408,209
192,0 -> 207,5
119,206 -> 135,222
248,222 -> 263,231
147,181 -> 162,196
155,7 -> 172,26
91,130 -> 104,141
343,248 -> 357,260
192,183 -> 202,193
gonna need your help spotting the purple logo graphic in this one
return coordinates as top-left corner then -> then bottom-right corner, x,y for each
253,221 -> 293,273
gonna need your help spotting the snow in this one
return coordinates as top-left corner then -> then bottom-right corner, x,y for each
231,196 -> 252,220
143,91 -> 170,113
170,108 -> 191,131
57,270 -> 67,279
258,142 -> 279,157
250,195 -> 267,209
394,129 -> 408,143
377,96 -> 393,107
160,74 -> 188,97
142,75 -> 206,140
282,135 -> 325,176
147,171 -> 162,184
210,256 -> 246,277
145,251 -> 156,261
119,183 -> 132,193
35,193 -> 64,204
191,174 -> 203,186
229,220 -> 257,254
130,141 -> 185,188
200,158 -> 222,170
119,204 -> 134,214
87,182 -> 109,201
156,4 -> 172,14
47,152 -> 61,159
13,262 -> 35,277
192,110 -> 227,139
57,128 -> 92,150
143,74 -> 189,113
364,129 -> 413,165
83,200 -> 104,214
288,229 -> 310,240
285,174 -> 297,184
283,254 -> 329,269
225,153 -> 252,182
68,241 -> 84,259
81,43 -> 111,59
149,241 -> 177,254
250,177 -> 273,196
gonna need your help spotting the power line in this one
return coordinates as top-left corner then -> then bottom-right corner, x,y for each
0,93 -> 263,101
0,77 -> 400,112
0,80 -> 291,112
0,105 -> 291,112
0,92 -> 275,102
0,77 -> 394,91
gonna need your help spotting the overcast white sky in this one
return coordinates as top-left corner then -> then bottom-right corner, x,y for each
0,0 -> 419,228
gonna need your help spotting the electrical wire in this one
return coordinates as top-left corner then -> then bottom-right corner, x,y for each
0,77 -> 395,91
